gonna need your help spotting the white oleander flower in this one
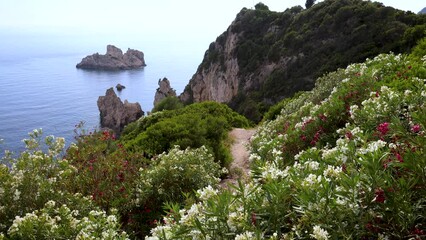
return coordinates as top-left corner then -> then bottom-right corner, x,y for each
310,225 -> 329,240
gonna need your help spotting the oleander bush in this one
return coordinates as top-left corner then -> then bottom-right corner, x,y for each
132,146 -> 222,237
146,47 -> 426,239
0,130 -> 128,239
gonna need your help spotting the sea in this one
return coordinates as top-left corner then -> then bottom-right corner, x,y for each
0,31 -> 209,157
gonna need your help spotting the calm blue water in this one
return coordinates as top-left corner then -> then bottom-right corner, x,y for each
0,32 -> 207,156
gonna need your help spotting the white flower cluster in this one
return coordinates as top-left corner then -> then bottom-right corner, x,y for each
197,185 -> 218,201
302,174 -> 322,187
257,162 -> 289,182
310,225 -> 329,240
235,231 -> 256,240
357,140 -> 387,155
323,165 -> 342,180
7,202 -> 128,239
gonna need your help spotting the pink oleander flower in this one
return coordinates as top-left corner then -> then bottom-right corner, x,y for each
411,124 -> 421,133
377,122 -> 390,136
374,188 -> 385,203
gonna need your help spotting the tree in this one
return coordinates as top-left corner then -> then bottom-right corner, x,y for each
305,0 -> 316,9
255,2 -> 269,11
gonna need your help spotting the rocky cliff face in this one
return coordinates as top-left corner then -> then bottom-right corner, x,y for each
154,78 -> 177,106
181,31 -> 240,103
180,0 -> 426,122
97,88 -> 144,134
77,45 -> 146,70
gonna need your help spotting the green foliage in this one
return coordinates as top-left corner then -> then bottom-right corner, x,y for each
121,102 -> 252,167
255,2 -> 269,11
152,96 -> 184,113
410,37 -> 426,59
146,51 -> 426,239
305,0 -> 316,9
135,146 -> 221,205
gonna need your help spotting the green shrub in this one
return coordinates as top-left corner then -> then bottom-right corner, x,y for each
152,96 -> 184,113
121,102 -> 252,167
133,146 -> 222,237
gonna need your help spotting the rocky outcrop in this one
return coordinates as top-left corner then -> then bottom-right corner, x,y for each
97,88 -> 144,134
76,45 -> 146,70
153,78 -> 177,106
180,31 -> 240,104
116,84 -> 126,91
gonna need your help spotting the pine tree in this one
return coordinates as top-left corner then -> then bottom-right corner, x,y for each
305,0 -> 316,9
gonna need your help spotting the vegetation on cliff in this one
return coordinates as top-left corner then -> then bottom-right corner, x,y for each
183,0 -> 426,122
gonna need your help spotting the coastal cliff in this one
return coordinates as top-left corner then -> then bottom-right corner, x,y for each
77,45 -> 146,70
180,0 -> 426,121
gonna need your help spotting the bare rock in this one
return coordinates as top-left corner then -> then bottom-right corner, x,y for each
77,45 -> 146,70
116,84 -> 126,91
153,78 -> 177,106
97,88 -> 144,134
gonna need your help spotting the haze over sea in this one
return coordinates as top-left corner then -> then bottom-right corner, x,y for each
0,0 -> 422,156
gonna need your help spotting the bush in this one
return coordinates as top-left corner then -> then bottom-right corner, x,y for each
64,127 -> 147,237
133,146 -> 222,237
152,96 -> 184,113
121,102 -> 252,167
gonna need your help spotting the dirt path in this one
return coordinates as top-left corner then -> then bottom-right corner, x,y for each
220,128 -> 256,188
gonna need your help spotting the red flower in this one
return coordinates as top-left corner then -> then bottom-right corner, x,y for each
374,188 -> 385,203
377,122 -> 390,136
411,124 -> 421,133
395,153 -> 403,163
251,212 -> 257,226
318,113 -> 327,122
117,172 -> 125,182
345,131 -> 353,140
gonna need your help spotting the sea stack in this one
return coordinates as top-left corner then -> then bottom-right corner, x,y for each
153,78 -> 177,106
97,88 -> 144,134
76,45 -> 146,70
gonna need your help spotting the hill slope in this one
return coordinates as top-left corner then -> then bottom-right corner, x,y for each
149,39 -> 426,240
180,0 -> 426,122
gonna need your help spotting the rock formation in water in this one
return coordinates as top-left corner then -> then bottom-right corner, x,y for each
97,88 -> 144,134
116,84 -> 126,91
153,78 -> 177,106
76,45 -> 146,70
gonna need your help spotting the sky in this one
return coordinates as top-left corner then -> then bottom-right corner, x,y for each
0,0 -> 424,40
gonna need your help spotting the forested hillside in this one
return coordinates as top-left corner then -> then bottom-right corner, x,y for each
181,0 -> 426,122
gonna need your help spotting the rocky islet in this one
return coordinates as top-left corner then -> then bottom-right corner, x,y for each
76,45 -> 146,70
